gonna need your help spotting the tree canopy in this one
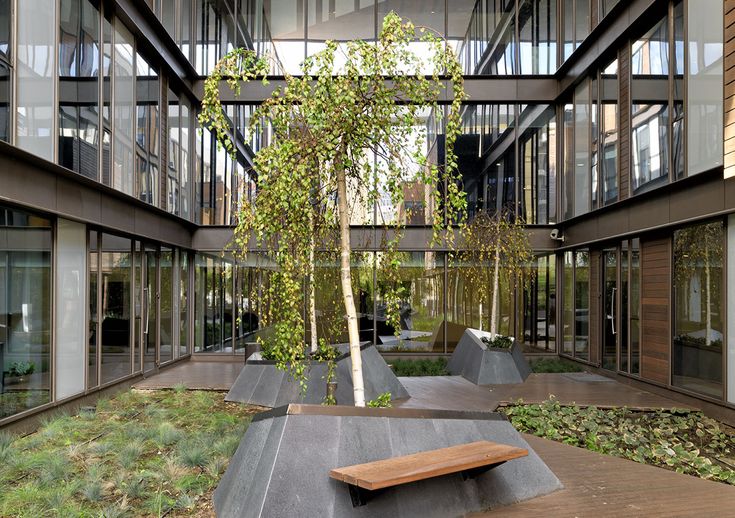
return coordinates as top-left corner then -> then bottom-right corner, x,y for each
200,12 -> 467,405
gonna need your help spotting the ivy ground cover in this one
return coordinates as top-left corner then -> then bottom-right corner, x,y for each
0,388 -> 260,517
500,397 -> 735,485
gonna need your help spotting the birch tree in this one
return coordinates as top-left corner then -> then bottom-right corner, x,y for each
200,13 -> 466,406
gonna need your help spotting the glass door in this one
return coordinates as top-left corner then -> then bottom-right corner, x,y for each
143,246 -> 158,374
602,249 -> 618,370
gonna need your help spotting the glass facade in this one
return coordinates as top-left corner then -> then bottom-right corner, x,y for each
0,0 -> 735,426
0,205 -> 52,419
673,221 -> 724,399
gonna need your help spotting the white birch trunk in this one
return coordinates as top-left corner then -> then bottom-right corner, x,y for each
308,231 -> 318,353
490,245 -> 500,337
336,162 -> 365,407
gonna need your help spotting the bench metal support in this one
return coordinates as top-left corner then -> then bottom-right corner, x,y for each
460,461 -> 506,481
348,485 -> 385,507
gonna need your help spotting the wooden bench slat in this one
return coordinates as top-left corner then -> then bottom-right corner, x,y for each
329,440 -> 528,491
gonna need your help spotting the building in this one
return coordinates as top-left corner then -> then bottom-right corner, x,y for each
0,0 -> 733,426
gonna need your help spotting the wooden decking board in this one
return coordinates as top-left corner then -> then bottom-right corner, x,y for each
473,434 -> 735,517
329,441 -> 528,491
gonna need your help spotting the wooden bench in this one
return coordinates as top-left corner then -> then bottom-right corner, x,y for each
329,440 -> 528,507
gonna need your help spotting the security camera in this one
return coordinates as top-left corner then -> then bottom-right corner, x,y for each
550,229 -> 565,242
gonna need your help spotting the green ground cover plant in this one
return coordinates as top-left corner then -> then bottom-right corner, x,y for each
529,357 -> 584,373
0,389 -> 260,517
388,358 -> 449,377
501,397 -> 735,485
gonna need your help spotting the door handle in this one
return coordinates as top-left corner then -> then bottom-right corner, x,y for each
144,287 -> 150,334
610,287 -> 617,336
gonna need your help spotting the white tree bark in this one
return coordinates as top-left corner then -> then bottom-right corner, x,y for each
490,244 -> 500,337
308,231 -> 318,353
336,162 -> 365,407
705,245 -> 712,346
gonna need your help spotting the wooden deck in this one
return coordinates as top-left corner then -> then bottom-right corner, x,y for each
133,361 -> 244,390
135,359 -> 735,516
474,434 -> 735,517
396,374 -> 695,412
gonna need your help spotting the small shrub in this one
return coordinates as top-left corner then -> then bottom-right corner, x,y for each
177,442 -> 208,468
367,392 -> 392,408
389,358 -> 448,377
173,383 -> 188,394
530,357 -> 584,373
481,335 -> 513,349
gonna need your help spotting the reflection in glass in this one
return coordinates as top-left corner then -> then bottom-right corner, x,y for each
574,250 -> 589,360
631,13 -> 669,192
168,90 -> 180,215
113,21 -> 135,195
179,252 -> 189,356
376,252 -> 444,352
519,106 -> 556,224
518,0 -> 557,75
687,0 -> 723,176
88,231 -> 98,387
562,251 -> 573,355
99,234 -> 132,385
136,54 -> 160,206
0,61 -> 10,143
522,254 -> 556,351
0,205 -> 52,419
16,0 -> 56,161
264,0 -> 304,75
673,221 -> 724,399
630,239 -> 641,374
160,248 -> 174,363
58,0 -> 100,180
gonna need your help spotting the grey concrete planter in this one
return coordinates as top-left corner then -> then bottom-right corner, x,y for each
447,328 -> 531,385
226,343 -> 409,407
214,404 -> 562,518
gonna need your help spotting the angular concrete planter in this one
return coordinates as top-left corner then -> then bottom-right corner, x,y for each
447,328 -> 531,385
226,343 -> 408,407
214,404 -> 562,518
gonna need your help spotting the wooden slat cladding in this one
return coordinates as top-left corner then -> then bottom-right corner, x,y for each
640,237 -> 671,385
725,0 -> 735,178
589,250 -> 600,366
618,44 -> 631,198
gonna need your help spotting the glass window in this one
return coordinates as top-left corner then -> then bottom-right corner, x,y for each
59,0 -> 101,180
99,234 -> 132,385
562,103 -> 574,220
518,0 -> 557,75
160,248 -> 174,363
574,250 -> 589,360
574,80 -> 590,217
195,0 -> 237,75
136,54 -> 160,206
0,61 -> 10,143
630,238 -> 641,374
600,59 -> 618,204
88,231 -> 98,388
673,221 -> 724,399
168,90 -> 180,215
262,0 -> 304,74
0,205 -> 52,419
376,252 -> 445,352
179,251 -> 189,356
16,0 -> 57,161
631,13 -> 669,193
562,251 -> 574,355
0,0 -> 10,58
687,0 -> 723,176
519,106 -> 556,224
180,99 -> 191,220
522,254 -> 556,352
307,0 -> 374,72
378,1 -> 445,75
113,20 -> 135,195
